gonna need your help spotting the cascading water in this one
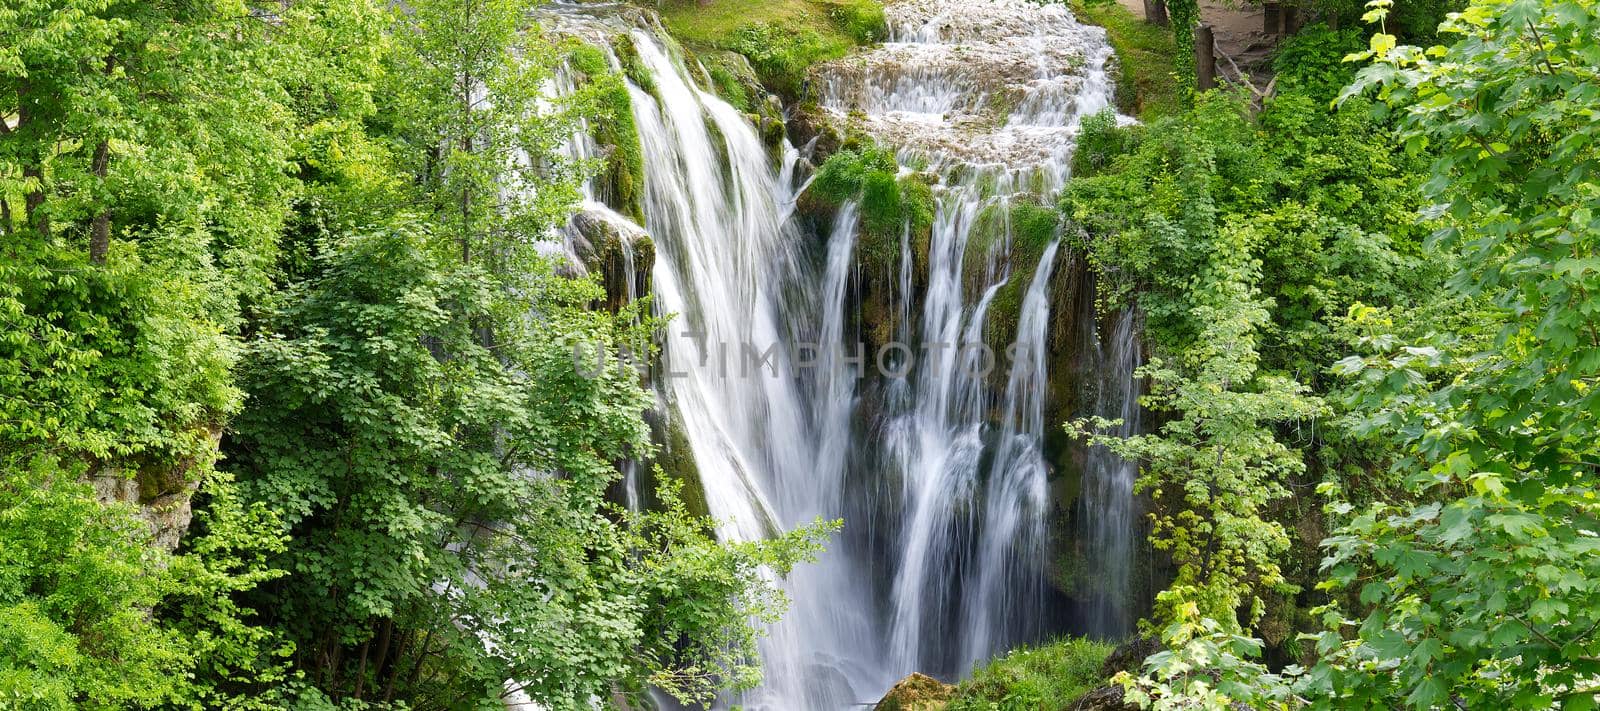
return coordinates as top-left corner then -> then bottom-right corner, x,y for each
541,0 -> 1137,706
814,0 -> 1128,680
1079,309 -> 1143,639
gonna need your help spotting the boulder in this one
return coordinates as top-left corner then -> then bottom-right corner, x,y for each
1069,684 -> 1141,711
874,672 -> 954,711
1099,635 -> 1161,678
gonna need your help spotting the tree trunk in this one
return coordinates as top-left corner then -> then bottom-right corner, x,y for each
1195,24 -> 1217,91
89,139 -> 111,264
24,165 -> 46,239
1264,2 -> 1282,34
1144,0 -> 1169,27
0,119 -> 10,235
382,630 -> 409,703
370,618 -> 395,697
17,81 -> 49,240
1282,4 -> 1300,34
352,636 -> 372,700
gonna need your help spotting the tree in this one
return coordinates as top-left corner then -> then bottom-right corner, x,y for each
1299,0 -> 1600,706
0,455 -> 291,710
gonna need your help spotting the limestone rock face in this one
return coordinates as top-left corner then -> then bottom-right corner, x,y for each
88,425 -> 222,552
874,672 -> 954,711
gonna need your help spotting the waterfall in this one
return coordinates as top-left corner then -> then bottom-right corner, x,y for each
1079,309 -> 1143,639
540,0 -> 1135,705
818,0 -> 1128,680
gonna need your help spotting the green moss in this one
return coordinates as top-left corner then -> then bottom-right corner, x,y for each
655,0 -> 886,100
568,43 -> 609,76
569,42 -> 647,222
947,637 -> 1114,710
861,171 -> 903,237
709,63 -> 752,111
1069,0 -> 1181,120
811,145 -> 898,204
961,200 -> 1058,288
1010,201 -> 1060,262
613,33 -> 658,98
805,144 -> 936,274
655,411 -> 709,519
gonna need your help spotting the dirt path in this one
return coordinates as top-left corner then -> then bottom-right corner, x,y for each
1114,0 -> 1280,82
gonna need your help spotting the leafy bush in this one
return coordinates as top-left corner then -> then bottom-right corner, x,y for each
1271,23 -> 1366,102
1072,109 -> 1137,177
726,23 -> 834,97
0,457 -> 290,709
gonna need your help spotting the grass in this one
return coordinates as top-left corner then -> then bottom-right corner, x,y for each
655,0 -> 885,98
946,637 -> 1114,711
1069,0 -> 1182,120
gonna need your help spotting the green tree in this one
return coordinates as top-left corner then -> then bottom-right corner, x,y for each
0,456 -> 290,710
1298,0 -> 1600,706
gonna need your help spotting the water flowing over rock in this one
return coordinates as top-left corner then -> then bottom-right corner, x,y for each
1079,309 -> 1143,638
539,0 -> 1143,706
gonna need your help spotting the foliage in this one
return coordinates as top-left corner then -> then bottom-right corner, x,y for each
1271,24 -> 1367,103
1070,215 -> 1327,629
656,0 -> 885,99
947,637 -> 1113,711
1061,46 -> 1434,711
1064,91 -> 1432,385
385,0 -> 585,269
0,240 -> 239,463
1082,0 -> 1600,707
1072,109 -> 1138,177
1166,0 -> 1199,103
1068,0 -> 1182,119
1289,0 -> 1600,706
1117,602 -> 1299,710
0,456 -> 290,710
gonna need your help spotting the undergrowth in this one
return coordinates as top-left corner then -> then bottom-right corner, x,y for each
947,637 -> 1114,710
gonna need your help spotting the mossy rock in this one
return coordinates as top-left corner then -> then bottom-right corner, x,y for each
612,32 -> 659,99
570,211 -> 654,312
568,42 -> 648,222
699,50 -> 766,112
789,100 -> 844,158
875,673 -> 954,711
651,406 -> 710,520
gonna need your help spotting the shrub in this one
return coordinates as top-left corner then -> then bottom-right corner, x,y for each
1271,23 -> 1366,102
947,637 -> 1114,710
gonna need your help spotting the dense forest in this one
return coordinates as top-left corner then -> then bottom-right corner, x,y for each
1,0 -> 1596,709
